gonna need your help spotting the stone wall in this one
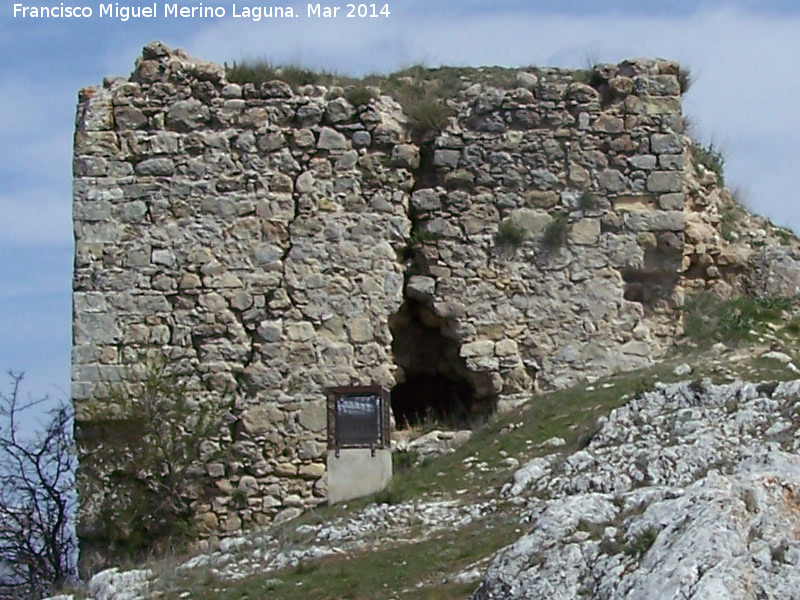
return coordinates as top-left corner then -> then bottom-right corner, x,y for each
72,42 -> 688,543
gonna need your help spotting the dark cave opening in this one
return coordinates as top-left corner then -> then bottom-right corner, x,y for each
389,299 -> 494,429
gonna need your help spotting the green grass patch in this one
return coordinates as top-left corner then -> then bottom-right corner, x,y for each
719,202 -> 746,243
578,190 -> 598,211
690,140 -> 725,185
541,215 -> 570,250
226,59 -> 358,88
495,218 -> 527,249
683,292 -> 793,347
176,518 -> 517,600
345,84 -> 376,107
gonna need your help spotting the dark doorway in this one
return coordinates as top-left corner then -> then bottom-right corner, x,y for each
389,299 -> 495,429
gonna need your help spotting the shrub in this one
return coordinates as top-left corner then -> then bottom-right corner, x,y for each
541,216 -> 570,250
572,67 -> 605,89
80,360 -> 231,566
578,190 -> 598,211
624,527 -> 659,557
678,67 -> 693,94
495,218 -> 527,249
395,85 -> 455,137
345,84 -> 375,107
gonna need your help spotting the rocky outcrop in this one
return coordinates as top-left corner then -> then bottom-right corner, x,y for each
474,379 -> 800,599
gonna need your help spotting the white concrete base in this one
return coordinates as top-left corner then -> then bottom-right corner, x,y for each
327,448 -> 392,504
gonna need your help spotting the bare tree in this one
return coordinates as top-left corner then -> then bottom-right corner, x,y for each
0,372 -> 77,600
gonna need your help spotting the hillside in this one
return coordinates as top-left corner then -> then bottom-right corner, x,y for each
53,313 -> 800,599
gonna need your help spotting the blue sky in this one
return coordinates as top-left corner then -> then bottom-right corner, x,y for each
1,1 -> 799,403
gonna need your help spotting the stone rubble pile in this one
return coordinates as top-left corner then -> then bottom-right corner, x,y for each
50,498 -> 496,600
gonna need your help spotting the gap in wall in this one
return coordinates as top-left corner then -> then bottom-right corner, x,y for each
389,298 -> 495,429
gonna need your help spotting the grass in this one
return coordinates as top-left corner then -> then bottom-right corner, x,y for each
719,200 -> 746,243
222,61 -> 555,138
578,190 -> 598,211
678,67 -> 692,95
571,67 -> 605,89
690,140 -> 725,186
226,59 -> 358,88
495,218 -> 527,249
345,84 -> 376,107
541,215 -> 570,250
172,518 -> 518,600
683,292 -> 794,347
771,225 -> 797,246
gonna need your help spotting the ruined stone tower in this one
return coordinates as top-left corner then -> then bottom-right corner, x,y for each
72,42 -> 689,550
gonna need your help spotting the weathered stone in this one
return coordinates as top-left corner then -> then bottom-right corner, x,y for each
506,209 -> 553,237
411,189 -> 441,211
114,105 -> 147,129
241,406 -> 283,435
135,158 -> 174,176
523,191 -> 559,209
659,193 -> 684,210
347,318 -> 373,343
650,133 -> 682,154
317,127 -> 348,150
298,463 -> 326,479
352,131 -> 371,148
593,114 -> 624,133
434,149 -> 460,169
237,475 -> 259,496
598,169 -> 627,192
166,99 -> 209,131
406,276 -> 436,301
460,340 -> 495,357
647,171 -> 683,193
391,144 -> 420,169
569,219 -> 601,245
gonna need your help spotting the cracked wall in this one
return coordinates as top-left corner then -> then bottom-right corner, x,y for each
72,42 -> 688,544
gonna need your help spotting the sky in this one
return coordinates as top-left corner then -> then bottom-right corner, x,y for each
1,0 -> 799,404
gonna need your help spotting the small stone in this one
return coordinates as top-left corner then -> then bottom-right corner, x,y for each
761,351 -> 793,364
406,276 -> 436,301
237,475 -> 259,496
273,507 -> 303,524
352,130 -> 371,148
433,149 -> 460,169
299,463 -> 326,479
391,144 -> 420,169
673,363 -> 692,376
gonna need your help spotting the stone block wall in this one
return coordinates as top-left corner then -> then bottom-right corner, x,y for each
72,42 -> 687,542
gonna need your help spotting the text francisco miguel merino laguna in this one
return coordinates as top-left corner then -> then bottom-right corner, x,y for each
13,3 -> 391,20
